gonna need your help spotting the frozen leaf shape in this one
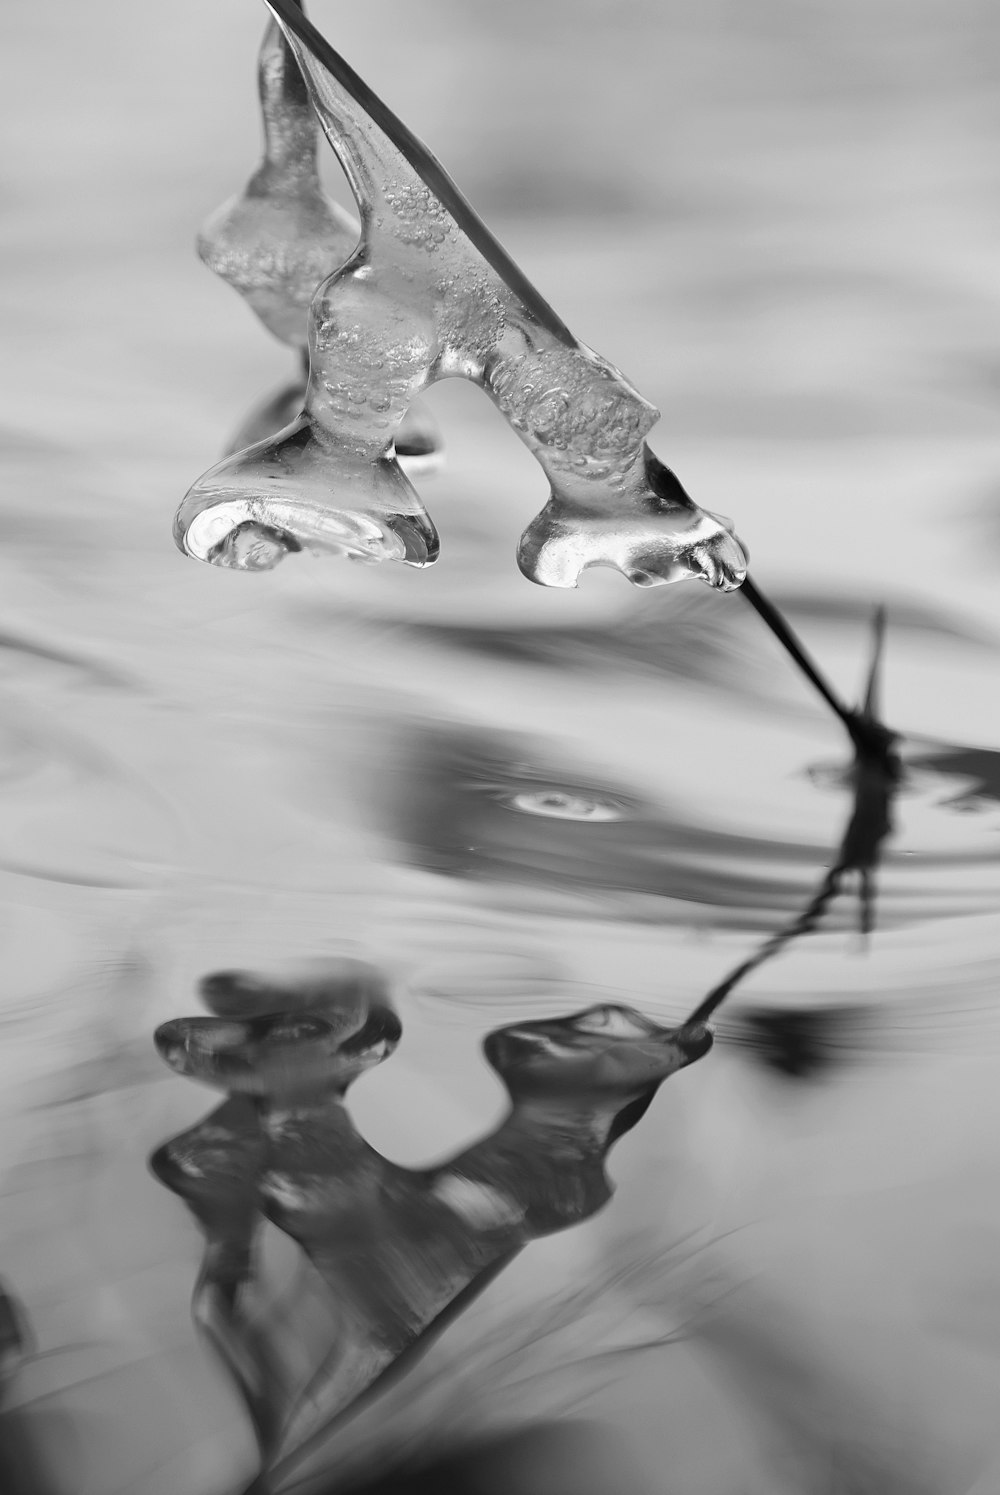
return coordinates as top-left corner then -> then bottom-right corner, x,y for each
175,0 -> 747,589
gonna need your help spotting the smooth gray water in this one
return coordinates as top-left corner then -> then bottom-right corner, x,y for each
3,2 -> 1000,1492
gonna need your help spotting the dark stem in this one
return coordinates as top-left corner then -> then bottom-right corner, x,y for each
682,865 -> 844,1029
681,604 -> 899,1031
263,0 -> 577,346
739,575 -> 865,747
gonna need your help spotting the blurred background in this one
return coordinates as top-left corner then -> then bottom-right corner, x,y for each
2,0 -> 1000,1491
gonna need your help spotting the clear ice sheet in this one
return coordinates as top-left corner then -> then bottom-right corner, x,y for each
175,0 -> 748,589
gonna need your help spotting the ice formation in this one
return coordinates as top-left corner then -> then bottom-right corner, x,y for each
196,4 -> 441,464
175,0 -> 747,590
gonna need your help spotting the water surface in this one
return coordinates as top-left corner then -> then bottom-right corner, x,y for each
2,2 -> 1000,1491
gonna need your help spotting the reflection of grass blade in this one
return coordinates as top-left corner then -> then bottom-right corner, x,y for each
863,605 -> 886,718
684,866 -> 844,1028
258,1253 -> 522,1495
684,608 -> 901,1031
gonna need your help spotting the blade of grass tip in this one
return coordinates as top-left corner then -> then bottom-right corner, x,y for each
861,605 -> 886,720
853,605 -> 898,939
739,576 -> 860,743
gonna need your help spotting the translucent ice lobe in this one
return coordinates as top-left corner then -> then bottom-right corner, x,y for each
174,417 -> 440,570
196,7 -> 443,465
196,12 -> 360,352
510,412 -> 749,590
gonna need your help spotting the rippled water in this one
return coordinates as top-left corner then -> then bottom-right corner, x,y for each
3,1 -> 1000,1492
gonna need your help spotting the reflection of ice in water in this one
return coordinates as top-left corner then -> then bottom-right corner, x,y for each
151,973 -> 710,1486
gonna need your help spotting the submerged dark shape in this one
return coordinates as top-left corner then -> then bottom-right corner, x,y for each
325,1420 -> 638,1495
905,742 -> 1000,812
197,2 -> 441,464
0,1283 -> 26,1394
736,1005 -> 870,1079
175,0 -> 747,589
151,973 -> 710,1490
0,1283 -> 53,1495
684,608 -> 902,1035
375,721 -> 826,918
